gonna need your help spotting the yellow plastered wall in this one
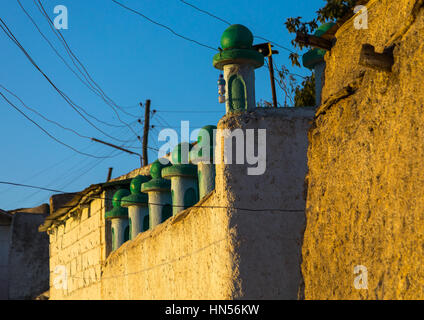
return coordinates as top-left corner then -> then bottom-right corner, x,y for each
302,0 -> 424,299
49,196 -> 106,300
100,193 -> 235,299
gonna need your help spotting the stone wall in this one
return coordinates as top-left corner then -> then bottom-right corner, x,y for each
101,193 -> 233,299
302,0 -> 424,299
46,107 -> 314,300
48,196 -> 106,300
99,107 -> 314,299
8,212 -> 49,300
215,107 -> 314,299
0,224 -> 11,299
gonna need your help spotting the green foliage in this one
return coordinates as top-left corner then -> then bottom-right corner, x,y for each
285,0 -> 357,66
294,73 -> 316,107
258,0 -> 356,107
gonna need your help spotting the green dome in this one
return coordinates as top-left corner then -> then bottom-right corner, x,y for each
105,207 -> 128,220
162,164 -> 198,179
197,125 -> 217,145
221,24 -> 253,50
130,175 -> 150,194
313,22 -> 336,37
150,159 -> 171,179
121,193 -> 148,207
302,48 -> 327,69
302,23 -> 336,69
141,178 -> 171,193
171,142 -> 193,165
112,189 -> 131,208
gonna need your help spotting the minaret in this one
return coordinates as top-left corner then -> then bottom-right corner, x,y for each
162,142 -> 198,216
121,175 -> 150,239
105,189 -> 131,251
213,24 -> 264,114
141,160 -> 173,229
302,23 -> 335,106
190,125 -> 217,199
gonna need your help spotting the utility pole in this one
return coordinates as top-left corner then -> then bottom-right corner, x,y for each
142,99 -> 151,167
268,54 -> 278,108
253,43 -> 279,108
106,167 -> 113,182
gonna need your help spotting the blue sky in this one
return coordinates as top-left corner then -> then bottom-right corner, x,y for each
0,0 -> 322,210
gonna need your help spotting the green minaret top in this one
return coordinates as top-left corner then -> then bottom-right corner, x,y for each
213,24 -> 264,70
190,125 -> 216,164
121,175 -> 149,207
105,188 -> 130,219
171,142 -> 193,165
140,160 -> 171,193
150,160 -> 168,179
302,22 -> 335,70
197,125 -> 217,145
162,143 -> 197,178
221,24 -> 254,50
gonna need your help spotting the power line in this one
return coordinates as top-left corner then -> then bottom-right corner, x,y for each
0,181 -> 305,213
1,123 -> 139,209
0,84 -> 91,140
177,0 -> 296,54
0,17 -> 134,143
1,85 -> 142,156
111,0 -> 218,52
17,0 -> 141,137
154,109 -> 222,113
253,35 -> 295,54
179,0 -> 231,26
0,122 -> 136,197
34,0 -> 140,119
55,149 -> 121,192
0,91 -> 117,159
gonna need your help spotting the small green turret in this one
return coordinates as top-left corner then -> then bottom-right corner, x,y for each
105,189 -> 131,251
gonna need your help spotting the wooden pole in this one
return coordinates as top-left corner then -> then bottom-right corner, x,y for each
142,99 -> 151,167
295,32 -> 333,51
268,55 -> 278,108
106,167 -> 113,181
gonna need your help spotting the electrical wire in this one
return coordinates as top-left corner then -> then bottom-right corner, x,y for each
17,0 -> 141,138
0,18 -> 134,143
34,0 -> 140,119
111,0 -> 219,52
0,121 -> 137,198
12,128 -> 137,207
178,0 -> 231,26
154,109 -> 222,113
0,181 -> 305,213
177,0 -> 296,54
0,91 -> 116,159
0,84 -> 91,140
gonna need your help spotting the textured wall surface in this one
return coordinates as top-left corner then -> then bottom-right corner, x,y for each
0,225 -> 10,299
100,108 -> 314,300
216,107 -> 315,299
302,0 -> 424,299
47,108 -> 313,300
101,193 -> 233,299
8,212 -> 49,300
49,197 -> 106,300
